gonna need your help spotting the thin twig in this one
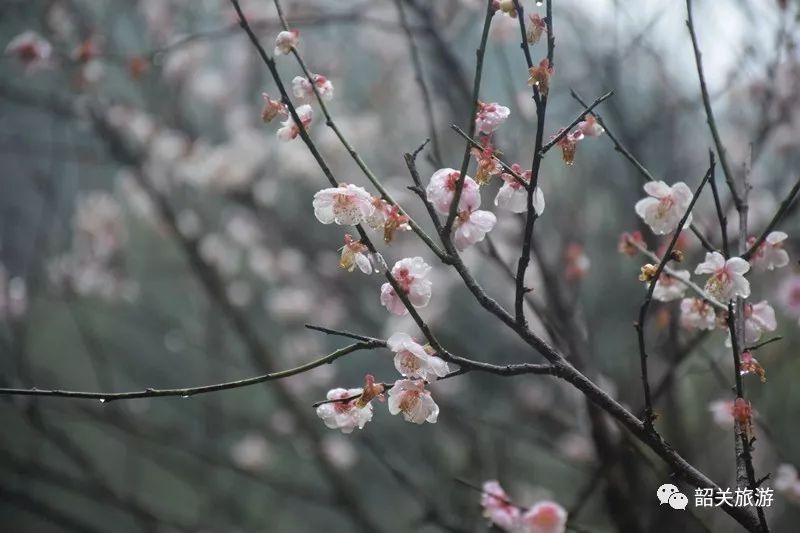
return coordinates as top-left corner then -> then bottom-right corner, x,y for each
741,175 -> 800,260
539,91 -> 614,154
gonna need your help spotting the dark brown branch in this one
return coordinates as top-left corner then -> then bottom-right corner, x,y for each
539,90 -> 614,154
741,175 -> 800,260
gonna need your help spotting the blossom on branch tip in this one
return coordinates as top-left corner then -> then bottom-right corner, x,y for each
527,58 -> 553,97
634,181 -> 694,235
5,31 -> 52,71
261,93 -> 286,122
475,101 -> 511,135
519,501 -> 568,533
527,14 -> 547,44
277,104 -> 313,141
618,231 -> 645,256
481,480 -> 520,530
651,270 -> 690,302
292,74 -> 334,102
453,209 -> 497,251
694,252 -> 750,301
680,298 -> 716,330
380,257 -> 432,315
426,168 -> 481,215
387,379 -> 439,424
387,333 -> 450,380
315,387 -> 373,433
274,30 -> 299,55
313,183 -> 375,226
748,231 -> 789,271
339,234 -> 372,274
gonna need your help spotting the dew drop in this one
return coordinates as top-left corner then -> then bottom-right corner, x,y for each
181,394 -> 190,399
99,398 -> 106,403
536,1 -> 543,5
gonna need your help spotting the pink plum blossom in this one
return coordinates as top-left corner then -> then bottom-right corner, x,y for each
453,209 -> 497,251
777,274 -> 800,325
481,480 -> 520,530
339,234 -> 372,274
274,30 -> 299,55
313,183 -> 375,226
679,298 -> 716,330
475,101 -> 511,135
292,74 -> 334,101
774,464 -> 800,504
261,93 -> 286,122
576,115 -> 604,137
426,168 -> 481,215
528,58 -> 553,96
387,379 -> 439,424
380,257 -> 432,315
366,198 -> 411,243
742,300 -> 777,344
651,270 -> 690,302
494,164 -> 544,215
634,181 -> 694,235
5,31 -> 52,71
387,333 -> 450,380
748,231 -> 790,271
277,104 -> 313,141
471,139 -> 503,185
315,388 -> 373,433
708,400 -> 735,429
519,501 -> 568,533
694,252 -> 750,301
527,14 -> 547,44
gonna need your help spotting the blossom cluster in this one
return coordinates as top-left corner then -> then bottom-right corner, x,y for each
481,480 -> 568,533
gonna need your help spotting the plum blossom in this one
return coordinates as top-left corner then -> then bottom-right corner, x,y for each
277,104 -> 313,141
496,0 -> 518,18
694,252 -> 750,301
453,209 -> 497,251
387,379 -> 439,424
481,480 -> 520,530
366,199 -> 410,243
274,30 -> 299,55
742,300 -> 777,344
5,31 -> 52,71
292,74 -> 334,101
634,181 -> 694,235
471,138 -> 503,184
527,14 -> 547,44
618,231 -> 645,256
494,165 -> 545,215
576,115 -> 604,137
261,93 -> 286,122
527,58 -> 553,96
774,464 -> 800,504
564,243 -> 590,281
339,234 -> 372,274
651,270 -> 690,302
387,333 -> 450,380
733,398 -> 753,438
475,101 -> 511,135
315,387 -> 373,433
520,501 -> 568,533
313,183 -> 375,226
556,130 -> 582,166
778,274 -> 800,325
380,257 -> 432,315
708,400 -> 735,429
680,298 -> 716,330
739,351 -> 766,383
747,231 -> 790,271
426,168 -> 480,215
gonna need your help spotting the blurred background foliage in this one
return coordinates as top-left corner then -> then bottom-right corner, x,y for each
1,0 -> 800,532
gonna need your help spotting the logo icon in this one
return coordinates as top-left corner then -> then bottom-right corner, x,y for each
657,484 -> 687,510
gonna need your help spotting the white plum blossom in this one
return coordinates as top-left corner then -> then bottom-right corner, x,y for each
315,388 -> 373,433
634,181 -> 693,235
742,300 -> 777,344
651,270 -> 690,302
519,501 -> 568,533
494,165 -> 544,215
774,464 -> 800,504
313,183 -> 375,226
277,104 -> 313,141
426,168 -> 480,215
5,31 -> 52,71
748,231 -> 790,271
453,209 -> 497,251
387,379 -> 439,424
292,74 -> 334,101
380,257 -> 432,315
339,234 -> 372,274
475,101 -> 511,134
694,251 -> 750,301
480,480 -> 520,530
387,333 -> 450,380
708,400 -> 735,429
679,298 -> 716,330
274,30 -> 299,55
576,115 -> 604,137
